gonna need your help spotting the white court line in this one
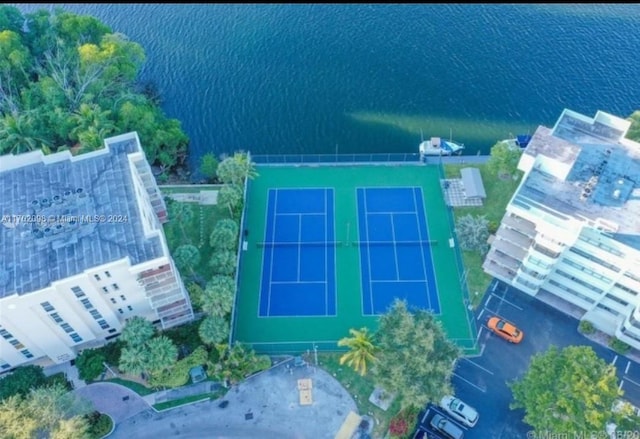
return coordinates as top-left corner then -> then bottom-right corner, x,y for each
612,355 -> 618,366
275,212 -> 325,216
271,281 -> 327,284
370,279 -> 433,283
362,189 -> 375,314
491,280 -> 499,293
490,293 -> 523,311
624,376 -> 640,388
485,295 -> 493,308
453,373 -> 486,393
390,213 -> 400,280
477,309 -> 485,321
297,214 -> 302,282
461,358 -> 494,375
626,360 -> 631,374
620,381 -> 624,391
476,327 -> 484,343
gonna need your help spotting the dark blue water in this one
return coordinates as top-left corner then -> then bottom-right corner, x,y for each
12,4 -> 640,171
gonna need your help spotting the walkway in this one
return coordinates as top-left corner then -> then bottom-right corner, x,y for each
74,382 -> 149,424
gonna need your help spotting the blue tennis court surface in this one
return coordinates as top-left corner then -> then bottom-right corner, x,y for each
259,188 -> 336,317
357,187 -> 440,315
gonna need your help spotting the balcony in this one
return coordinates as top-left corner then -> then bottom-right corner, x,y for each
496,227 -> 533,250
486,248 -> 521,271
483,259 -> 516,281
501,214 -> 536,238
491,238 -> 528,261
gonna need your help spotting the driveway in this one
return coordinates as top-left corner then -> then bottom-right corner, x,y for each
450,280 -> 640,438
74,382 -> 150,423
109,361 -> 357,439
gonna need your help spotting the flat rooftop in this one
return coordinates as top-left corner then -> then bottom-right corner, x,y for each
517,110 -> 640,249
0,137 -> 163,298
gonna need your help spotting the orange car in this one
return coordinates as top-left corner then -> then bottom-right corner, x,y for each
487,317 -> 524,344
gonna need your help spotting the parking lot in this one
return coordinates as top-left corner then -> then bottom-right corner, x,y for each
446,280 -> 640,438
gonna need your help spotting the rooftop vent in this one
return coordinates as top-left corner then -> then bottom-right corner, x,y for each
613,189 -> 621,199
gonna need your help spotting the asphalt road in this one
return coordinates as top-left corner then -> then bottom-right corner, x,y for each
449,280 -> 640,439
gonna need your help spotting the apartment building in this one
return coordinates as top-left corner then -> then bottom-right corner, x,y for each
484,109 -> 640,349
0,132 -> 193,371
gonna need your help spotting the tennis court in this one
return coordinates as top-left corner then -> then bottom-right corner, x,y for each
259,188 -> 336,317
357,187 -> 440,315
233,164 -> 478,354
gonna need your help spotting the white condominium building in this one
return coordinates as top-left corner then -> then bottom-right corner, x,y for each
484,109 -> 640,350
0,132 -> 193,371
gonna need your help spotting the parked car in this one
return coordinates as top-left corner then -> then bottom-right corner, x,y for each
430,413 -> 464,439
487,316 -> 524,343
440,395 -> 479,427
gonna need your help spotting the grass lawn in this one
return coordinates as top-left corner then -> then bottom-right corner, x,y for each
317,353 -> 401,438
162,199 -> 231,279
443,163 -> 522,307
106,378 -> 156,396
152,388 -> 227,411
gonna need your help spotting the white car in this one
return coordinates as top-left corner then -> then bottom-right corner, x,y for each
440,395 -> 479,428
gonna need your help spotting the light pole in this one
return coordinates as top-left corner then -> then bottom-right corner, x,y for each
313,344 -> 318,366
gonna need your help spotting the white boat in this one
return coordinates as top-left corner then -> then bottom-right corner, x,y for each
419,136 -> 465,156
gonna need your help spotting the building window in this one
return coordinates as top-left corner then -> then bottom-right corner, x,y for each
120,295 -> 126,301
0,329 -> 13,339
69,333 -> 82,343
41,302 -> 55,312
596,303 -> 620,316
605,294 -> 629,307
569,247 -> 620,273
127,305 -> 133,311
60,323 -> 74,334
0,361 -> 10,370
80,298 -> 93,310
102,286 -> 109,293
97,320 -> 110,330
110,298 -> 116,304
621,327 -> 640,343
105,271 -> 112,278
21,350 -> 33,359
10,339 -> 24,349
118,308 -> 123,314
108,328 -> 117,334
94,274 -> 101,281
49,313 -> 63,323
90,309 -> 102,320
112,283 -> 120,291
71,287 -> 86,298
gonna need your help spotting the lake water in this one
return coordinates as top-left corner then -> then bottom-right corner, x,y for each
12,4 -> 640,171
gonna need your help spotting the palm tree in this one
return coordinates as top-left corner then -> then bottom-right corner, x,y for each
168,201 -> 194,242
198,316 -> 229,345
145,336 -> 178,375
120,316 -> 155,348
338,327 -> 377,377
217,184 -> 243,218
118,346 -> 148,377
0,113 -> 48,155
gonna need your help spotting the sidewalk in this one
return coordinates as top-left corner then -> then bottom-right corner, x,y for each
43,360 -> 87,390
142,380 -> 224,406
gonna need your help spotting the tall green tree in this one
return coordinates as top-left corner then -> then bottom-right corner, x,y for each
337,327 -> 377,376
201,276 -> 236,317
209,250 -> 237,276
167,200 -> 194,241
627,110 -> 640,142
216,152 -> 257,186
0,395 -> 38,439
119,316 -> 155,348
217,184 -> 243,219
0,365 -> 47,401
373,299 -> 460,409
173,244 -> 201,275
510,345 -> 623,434
198,316 -> 230,345
199,152 -> 219,183
209,218 -> 239,250
145,336 -> 178,375
455,214 -> 490,254
75,348 -> 106,382
487,140 -> 522,178
118,346 -> 149,377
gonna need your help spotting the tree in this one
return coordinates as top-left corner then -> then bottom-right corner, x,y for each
51,416 -> 90,439
455,214 -> 490,254
201,276 -> 236,317
198,316 -> 230,345
373,299 -> 460,409
0,395 -> 38,439
510,345 -> 622,433
118,346 -> 149,377
337,327 -> 377,376
120,316 -> 155,347
0,365 -> 47,401
209,250 -> 237,276
216,152 -> 257,186
186,281 -> 205,310
173,244 -> 201,275
167,200 -> 194,241
627,110 -> 640,142
26,384 -> 92,435
217,184 -> 243,219
487,140 -> 522,178
199,152 -> 219,183
209,218 -> 239,250
145,336 -> 179,375
75,348 -> 106,382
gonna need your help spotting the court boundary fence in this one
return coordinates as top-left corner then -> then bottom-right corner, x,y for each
229,152 -> 252,346
252,153 -> 422,164
435,155 -> 480,352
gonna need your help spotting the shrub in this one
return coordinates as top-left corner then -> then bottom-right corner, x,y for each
85,411 -> 113,438
609,338 -> 631,355
148,346 -> 208,388
389,405 -> 420,438
578,320 -> 595,335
